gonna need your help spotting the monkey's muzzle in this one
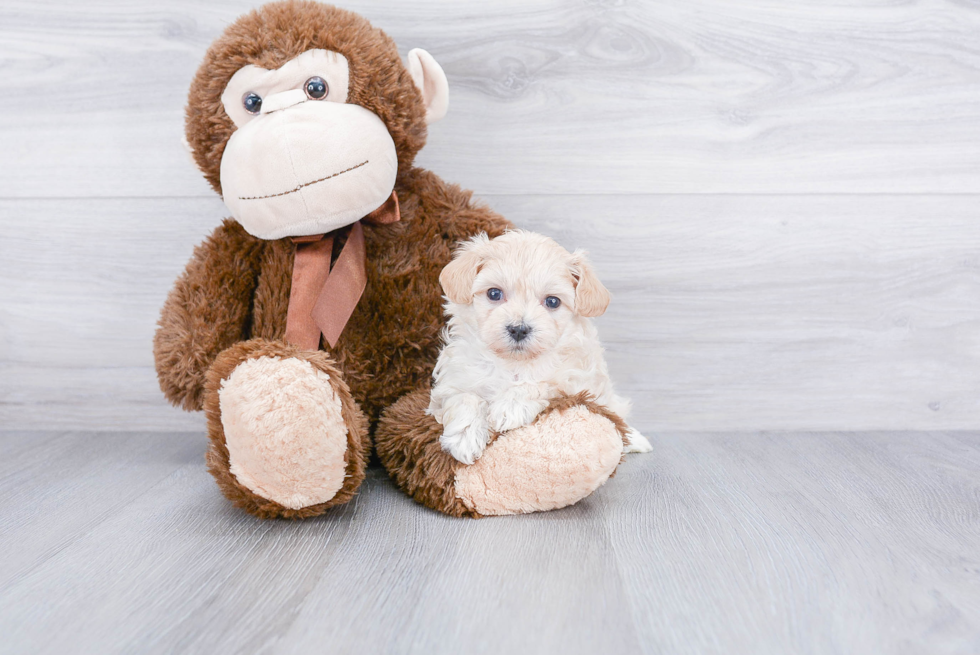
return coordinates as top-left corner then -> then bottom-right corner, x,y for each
220,99 -> 398,241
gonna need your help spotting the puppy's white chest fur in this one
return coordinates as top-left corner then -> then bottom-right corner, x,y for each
470,350 -> 562,434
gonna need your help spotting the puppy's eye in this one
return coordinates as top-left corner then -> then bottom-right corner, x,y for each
487,288 -> 503,302
304,76 -> 328,100
242,92 -> 262,114
545,296 -> 561,309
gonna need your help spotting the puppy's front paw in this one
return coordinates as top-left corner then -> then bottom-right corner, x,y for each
488,397 -> 549,433
435,394 -> 491,464
438,398 -> 491,465
440,421 -> 490,465
624,427 -> 653,454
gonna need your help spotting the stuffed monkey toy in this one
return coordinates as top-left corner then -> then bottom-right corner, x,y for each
154,0 -> 628,519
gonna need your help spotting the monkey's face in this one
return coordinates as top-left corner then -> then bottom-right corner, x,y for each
218,49 -> 394,240
215,47 -> 445,240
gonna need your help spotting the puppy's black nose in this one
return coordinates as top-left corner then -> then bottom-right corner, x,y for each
506,322 -> 532,343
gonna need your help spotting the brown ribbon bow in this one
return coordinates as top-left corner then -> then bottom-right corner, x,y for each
284,191 -> 400,350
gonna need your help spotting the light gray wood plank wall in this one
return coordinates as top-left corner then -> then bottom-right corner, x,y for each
3,195 -> 979,430
3,0 -> 980,197
1,0 -> 979,430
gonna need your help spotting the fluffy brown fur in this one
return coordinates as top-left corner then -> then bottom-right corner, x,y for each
374,388 -> 479,518
375,390 -> 629,517
154,220 -> 265,411
203,338 -> 370,519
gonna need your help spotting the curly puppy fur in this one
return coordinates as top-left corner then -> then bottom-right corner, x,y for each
204,338 -> 370,519
376,390 -> 630,517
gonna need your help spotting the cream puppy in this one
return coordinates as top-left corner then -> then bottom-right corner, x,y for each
428,230 -> 652,465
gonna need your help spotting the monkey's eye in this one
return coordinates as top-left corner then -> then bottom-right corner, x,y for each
304,76 -> 328,100
545,296 -> 561,309
487,288 -> 504,302
242,92 -> 262,114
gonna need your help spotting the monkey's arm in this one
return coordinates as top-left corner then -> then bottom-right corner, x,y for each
153,219 -> 265,411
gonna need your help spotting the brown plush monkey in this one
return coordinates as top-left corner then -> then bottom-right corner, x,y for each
155,0 -> 628,519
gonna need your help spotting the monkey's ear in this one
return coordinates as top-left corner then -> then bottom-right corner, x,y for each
440,235 -> 488,304
407,48 -> 449,123
569,250 -> 611,317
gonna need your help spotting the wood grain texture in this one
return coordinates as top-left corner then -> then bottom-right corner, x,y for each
596,430 -> 980,654
2,195 -> 978,431
0,430 -> 977,654
0,430 -> 203,588
0,0 -> 978,197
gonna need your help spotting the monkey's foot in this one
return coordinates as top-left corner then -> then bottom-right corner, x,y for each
376,391 -> 627,517
204,339 -> 368,519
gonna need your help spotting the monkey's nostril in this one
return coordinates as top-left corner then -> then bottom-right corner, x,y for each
506,322 -> 532,343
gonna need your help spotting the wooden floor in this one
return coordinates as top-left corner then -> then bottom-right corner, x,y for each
1,430 -> 978,654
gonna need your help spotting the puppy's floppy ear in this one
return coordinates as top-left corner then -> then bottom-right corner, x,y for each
440,234 -> 488,304
569,249 -> 610,317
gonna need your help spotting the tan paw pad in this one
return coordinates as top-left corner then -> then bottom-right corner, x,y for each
219,356 -> 348,509
454,407 -> 623,516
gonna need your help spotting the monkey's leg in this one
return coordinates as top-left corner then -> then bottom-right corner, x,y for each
203,339 -> 369,519
375,389 -> 628,517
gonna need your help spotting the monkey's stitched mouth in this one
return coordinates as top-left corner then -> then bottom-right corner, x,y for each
238,160 -> 369,201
